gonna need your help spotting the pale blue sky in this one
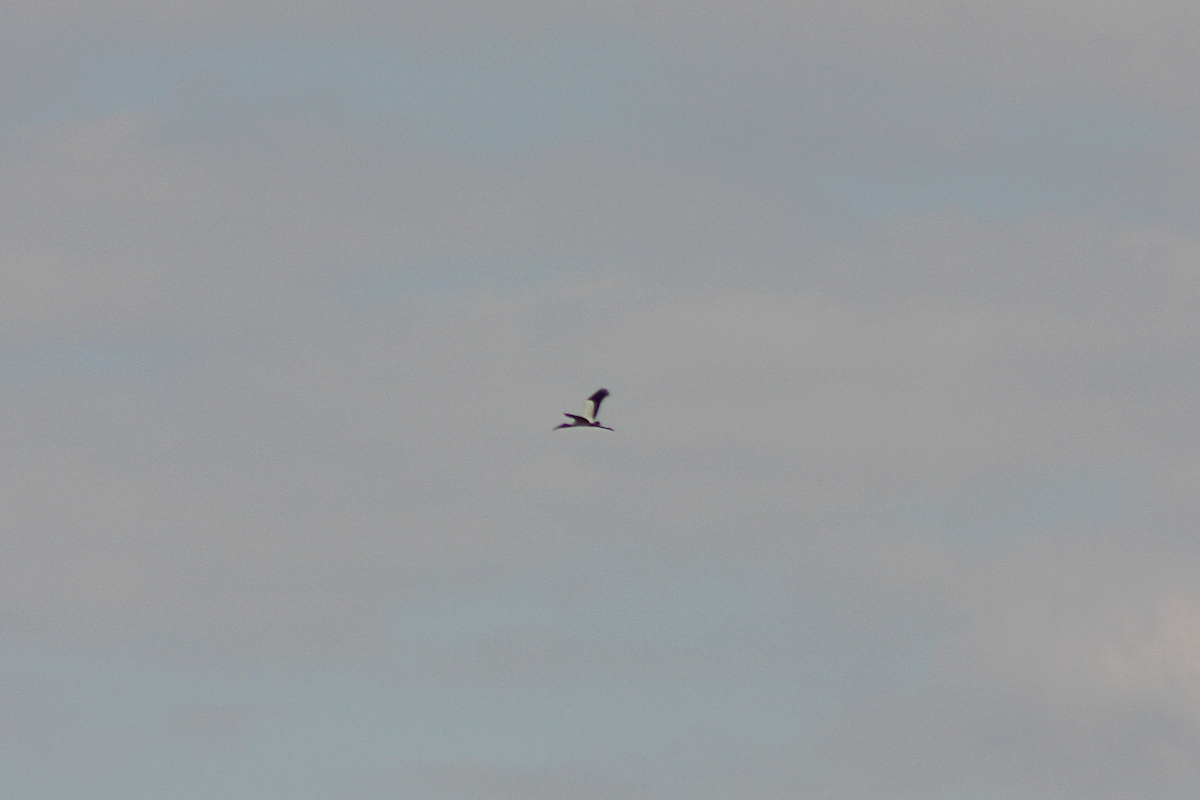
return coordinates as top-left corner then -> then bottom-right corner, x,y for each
2,2 -> 1200,799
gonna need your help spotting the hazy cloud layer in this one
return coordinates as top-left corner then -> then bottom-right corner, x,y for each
2,2 -> 1200,799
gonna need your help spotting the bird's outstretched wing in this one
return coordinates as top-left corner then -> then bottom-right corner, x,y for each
563,414 -> 589,424
584,388 -> 609,422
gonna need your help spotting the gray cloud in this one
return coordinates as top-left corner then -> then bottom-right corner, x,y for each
2,3 -> 1200,798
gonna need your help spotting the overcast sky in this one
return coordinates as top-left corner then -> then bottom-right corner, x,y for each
2,2 -> 1200,798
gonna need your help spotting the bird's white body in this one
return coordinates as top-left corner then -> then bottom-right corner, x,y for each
555,389 -> 613,431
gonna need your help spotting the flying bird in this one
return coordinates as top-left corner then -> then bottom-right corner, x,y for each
554,388 -> 613,431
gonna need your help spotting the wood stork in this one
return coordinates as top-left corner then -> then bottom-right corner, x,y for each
554,388 -> 613,431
